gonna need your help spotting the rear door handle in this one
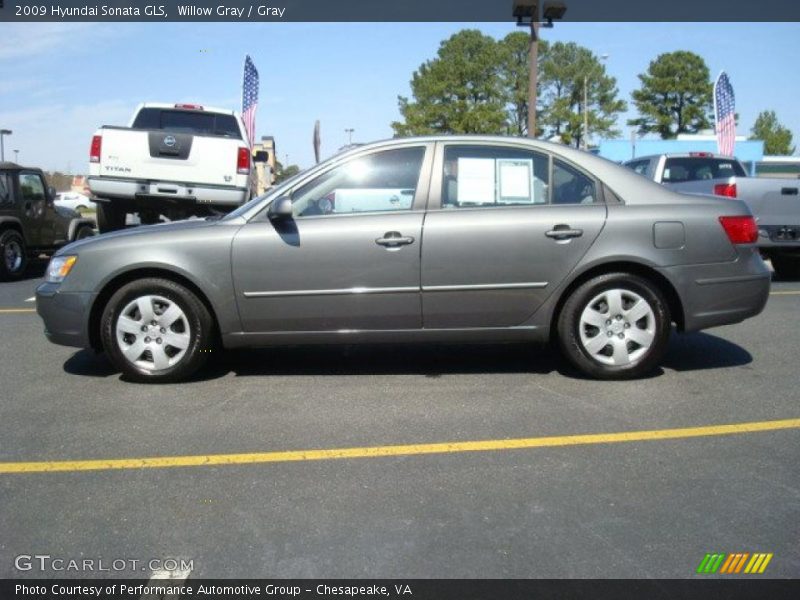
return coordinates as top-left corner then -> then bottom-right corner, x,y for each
376,231 -> 415,247
545,225 -> 584,240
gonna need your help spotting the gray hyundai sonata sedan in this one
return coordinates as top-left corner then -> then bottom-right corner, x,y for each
36,136 -> 770,382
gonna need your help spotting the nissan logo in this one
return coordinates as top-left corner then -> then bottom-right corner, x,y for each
163,135 -> 177,147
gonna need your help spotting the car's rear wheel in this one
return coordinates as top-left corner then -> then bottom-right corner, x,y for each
0,229 -> 28,281
96,202 -> 126,233
100,278 -> 214,383
557,273 -> 671,379
74,224 -> 95,241
771,254 -> 800,280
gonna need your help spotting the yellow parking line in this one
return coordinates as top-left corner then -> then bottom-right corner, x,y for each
0,308 -> 36,313
1,418 -> 798,475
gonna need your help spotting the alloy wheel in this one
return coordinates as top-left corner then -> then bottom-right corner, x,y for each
4,240 -> 23,273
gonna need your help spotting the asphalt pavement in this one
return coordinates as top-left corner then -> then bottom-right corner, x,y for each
0,262 -> 798,579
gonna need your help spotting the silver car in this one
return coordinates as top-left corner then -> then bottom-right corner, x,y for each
36,136 -> 771,382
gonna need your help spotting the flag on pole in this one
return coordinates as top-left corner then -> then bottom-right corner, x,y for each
241,55 -> 259,148
714,72 -> 736,157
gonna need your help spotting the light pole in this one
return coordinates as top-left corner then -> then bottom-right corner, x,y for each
13,150 -> 19,163
0,129 -> 12,162
345,128 -> 354,146
514,2 -> 566,138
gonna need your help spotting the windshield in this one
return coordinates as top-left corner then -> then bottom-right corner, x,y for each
223,148 -> 359,220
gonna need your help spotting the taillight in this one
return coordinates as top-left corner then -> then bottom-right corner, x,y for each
89,135 -> 102,163
719,216 -> 758,244
175,103 -> 204,110
237,147 -> 251,174
713,183 -> 737,198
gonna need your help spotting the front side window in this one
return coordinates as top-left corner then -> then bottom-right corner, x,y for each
291,147 -> 425,217
552,160 -> 597,205
441,145 -> 549,208
19,173 -> 46,203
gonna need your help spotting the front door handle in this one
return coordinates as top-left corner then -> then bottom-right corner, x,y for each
545,225 -> 584,240
376,231 -> 415,247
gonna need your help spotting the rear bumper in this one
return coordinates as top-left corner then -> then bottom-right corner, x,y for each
35,282 -> 93,349
660,248 -> 771,332
88,176 -> 248,207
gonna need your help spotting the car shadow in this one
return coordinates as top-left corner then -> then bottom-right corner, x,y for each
62,349 -> 118,378
61,332 -> 752,382
661,331 -> 752,371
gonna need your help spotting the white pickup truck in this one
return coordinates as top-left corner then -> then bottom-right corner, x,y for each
624,152 -> 800,278
88,103 -> 258,232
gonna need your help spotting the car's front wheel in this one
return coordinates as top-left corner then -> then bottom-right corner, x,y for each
0,229 -> 28,281
96,202 -> 127,233
100,278 -> 214,383
557,273 -> 671,379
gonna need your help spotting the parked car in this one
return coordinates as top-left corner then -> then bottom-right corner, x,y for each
1,162 -> 96,280
88,102 -> 259,233
37,137 -> 770,382
623,152 -> 800,278
54,191 -> 96,212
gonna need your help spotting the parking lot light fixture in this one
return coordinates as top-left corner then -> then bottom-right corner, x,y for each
0,129 -> 12,162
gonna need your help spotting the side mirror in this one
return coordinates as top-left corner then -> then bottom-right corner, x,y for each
253,150 -> 269,163
268,196 -> 293,220
47,186 -> 56,204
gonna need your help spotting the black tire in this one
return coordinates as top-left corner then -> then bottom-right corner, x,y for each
556,273 -> 671,380
771,255 -> 800,280
0,229 -> 28,281
100,278 -> 214,383
96,202 -> 126,233
73,224 -> 95,241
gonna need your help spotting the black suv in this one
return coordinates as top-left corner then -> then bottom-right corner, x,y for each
0,162 -> 96,280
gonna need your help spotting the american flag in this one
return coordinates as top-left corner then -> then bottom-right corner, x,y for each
241,55 -> 259,148
714,72 -> 736,157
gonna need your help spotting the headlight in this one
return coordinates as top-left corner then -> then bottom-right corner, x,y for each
46,255 -> 78,283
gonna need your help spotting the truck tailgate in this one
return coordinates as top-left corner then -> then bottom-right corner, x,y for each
98,127 -> 242,188
738,178 -> 800,225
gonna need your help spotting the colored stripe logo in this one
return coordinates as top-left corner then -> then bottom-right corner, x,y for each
697,553 -> 773,574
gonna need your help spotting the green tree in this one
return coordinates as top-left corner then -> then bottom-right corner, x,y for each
538,42 -> 627,148
750,110 -> 795,155
392,30 -> 508,136
629,51 -> 713,139
273,160 -> 300,184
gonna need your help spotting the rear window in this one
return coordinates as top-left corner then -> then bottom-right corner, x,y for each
662,157 -> 746,183
132,108 -> 242,139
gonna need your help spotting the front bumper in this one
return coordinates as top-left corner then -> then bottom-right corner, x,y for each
36,282 -> 94,348
661,248 -> 771,332
88,176 -> 248,207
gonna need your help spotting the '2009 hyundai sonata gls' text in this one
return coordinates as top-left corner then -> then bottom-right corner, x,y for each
36,136 -> 771,382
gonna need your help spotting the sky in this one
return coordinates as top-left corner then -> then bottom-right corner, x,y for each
1,22 -> 798,173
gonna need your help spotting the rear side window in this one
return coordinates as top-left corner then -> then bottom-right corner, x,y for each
553,160 -> 597,205
624,159 -> 651,176
441,145 -> 550,208
662,158 -> 746,182
132,108 -> 242,139
0,173 -> 11,206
